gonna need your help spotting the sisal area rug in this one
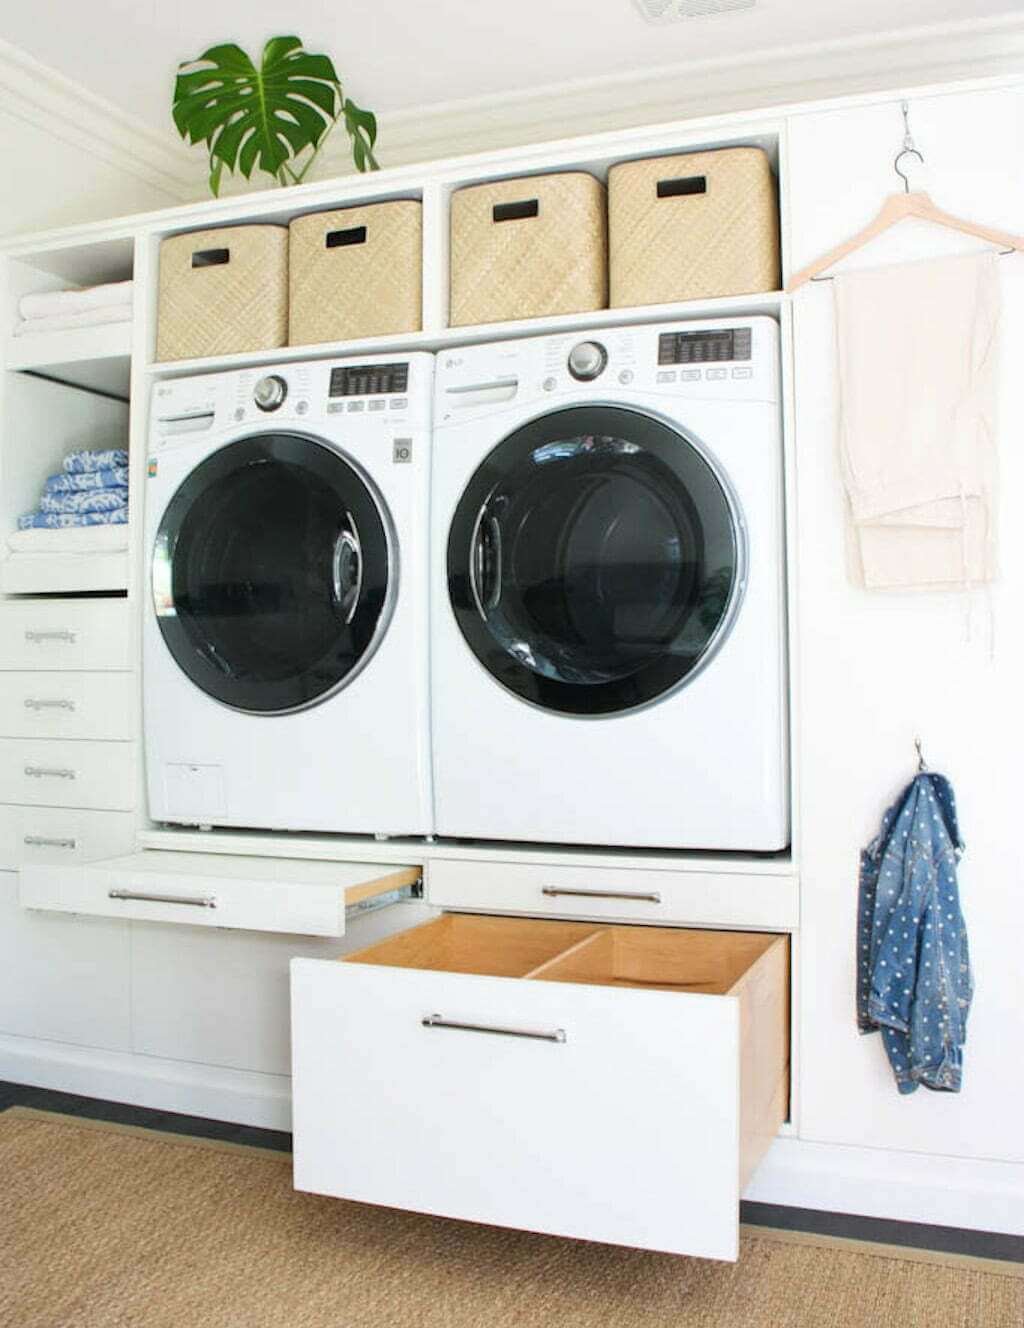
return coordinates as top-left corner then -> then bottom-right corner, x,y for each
0,1107 -> 1019,1328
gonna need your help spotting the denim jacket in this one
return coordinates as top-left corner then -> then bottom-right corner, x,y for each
857,772 -> 973,1094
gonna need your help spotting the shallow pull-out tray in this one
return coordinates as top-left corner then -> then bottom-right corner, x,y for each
292,913 -> 789,1259
19,850 -> 421,936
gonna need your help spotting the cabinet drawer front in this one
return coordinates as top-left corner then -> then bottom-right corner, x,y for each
0,739 -> 136,810
0,805 -> 136,869
0,672 -> 134,740
0,600 -> 131,671
19,852 -> 420,937
292,958 -> 744,1259
429,858 -> 799,930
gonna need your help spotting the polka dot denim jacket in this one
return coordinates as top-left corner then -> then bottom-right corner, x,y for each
857,773 -> 973,1094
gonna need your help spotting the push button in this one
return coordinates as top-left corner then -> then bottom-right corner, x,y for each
732,367 -> 753,379
368,400 -> 386,411
656,370 -> 676,383
706,368 -> 728,381
347,401 -> 365,412
680,369 -> 702,381
391,398 -> 408,409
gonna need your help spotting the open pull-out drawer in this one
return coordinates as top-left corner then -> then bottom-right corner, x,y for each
19,851 -> 421,937
291,914 -> 789,1260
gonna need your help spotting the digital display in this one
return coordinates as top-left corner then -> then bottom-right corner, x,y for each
658,328 -> 752,366
329,362 -> 409,397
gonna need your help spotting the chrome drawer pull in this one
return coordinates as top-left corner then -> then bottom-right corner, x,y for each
108,888 -> 217,909
422,1014 -> 566,1044
24,766 -> 76,780
24,698 -> 75,712
541,886 -> 662,904
24,629 -> 76,644
24,835 -> 77,850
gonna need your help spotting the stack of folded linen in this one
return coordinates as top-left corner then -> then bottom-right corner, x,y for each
16,448 -> 129,534
13,280 -> 133,336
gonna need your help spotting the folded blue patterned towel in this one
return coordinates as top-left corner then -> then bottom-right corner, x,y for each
39,488 -> 128,515
44,467 -> 128,494
63,448 -> 129,474
18,509 -> 128,530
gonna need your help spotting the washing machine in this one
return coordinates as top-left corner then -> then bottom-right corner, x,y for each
144,354 -> 433,835
431,318 -> 788,851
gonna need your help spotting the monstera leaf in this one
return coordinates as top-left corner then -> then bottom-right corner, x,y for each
173,36 -> 378,195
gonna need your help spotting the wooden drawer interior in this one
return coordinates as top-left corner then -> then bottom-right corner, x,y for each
343,914 -> 602,977
529,926 -> 781,994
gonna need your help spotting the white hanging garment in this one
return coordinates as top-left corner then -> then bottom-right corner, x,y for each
834,251 -> 1000,590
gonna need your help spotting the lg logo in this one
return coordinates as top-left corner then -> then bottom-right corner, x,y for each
393,439 -> 413,464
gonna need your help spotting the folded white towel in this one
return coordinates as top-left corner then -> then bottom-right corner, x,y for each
13,305 -> 133,337
6,524 -> 129,555
19,280 -> 134,321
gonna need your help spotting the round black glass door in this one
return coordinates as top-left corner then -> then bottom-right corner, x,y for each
447,407 -> 741,716
153,433 -> 392,714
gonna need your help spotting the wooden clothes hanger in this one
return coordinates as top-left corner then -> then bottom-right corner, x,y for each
786,102 -> 1024,292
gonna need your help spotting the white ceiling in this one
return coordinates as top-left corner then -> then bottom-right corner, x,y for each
2,0 -> 1021,131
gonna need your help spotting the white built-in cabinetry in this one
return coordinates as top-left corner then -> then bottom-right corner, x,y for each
2,71 -> 1023,1247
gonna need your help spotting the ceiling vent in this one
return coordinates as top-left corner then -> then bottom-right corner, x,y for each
633,0 -> 756,21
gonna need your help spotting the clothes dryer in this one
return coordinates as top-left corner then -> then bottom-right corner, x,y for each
431,319 -> 787,850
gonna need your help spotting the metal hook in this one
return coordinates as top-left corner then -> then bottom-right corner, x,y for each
914,737 -> 928,773
893,100 -> 924,194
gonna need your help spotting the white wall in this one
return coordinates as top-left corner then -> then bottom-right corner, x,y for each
0,107 -> 176,237
788,83 -> 1024,1165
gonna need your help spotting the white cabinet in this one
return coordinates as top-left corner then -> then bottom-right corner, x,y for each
0,737 -> 135,810
131,899 -> 433,1076
20,850 -> 421,936
292,913 -> 789,1261
0,671 -> 134,741
0,599 -> 131,671
428,857 -> 798,929
0,869 -> 131,1049
0,805 -> 135,870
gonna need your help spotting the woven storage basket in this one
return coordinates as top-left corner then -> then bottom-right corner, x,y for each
449,173 -> 606,327
156,225 -> 288,362
608,147 -> 780,307
288,200 -> 422,346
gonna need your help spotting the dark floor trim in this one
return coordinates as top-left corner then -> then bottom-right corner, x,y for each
2,1080 -> 1021,1263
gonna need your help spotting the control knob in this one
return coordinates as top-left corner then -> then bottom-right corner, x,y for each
567,340 -> 607,381
253,374 -> 288,411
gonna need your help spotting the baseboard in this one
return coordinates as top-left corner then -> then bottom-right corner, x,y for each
747,1136 -> 1024,1237
0,1033 -> 291,1131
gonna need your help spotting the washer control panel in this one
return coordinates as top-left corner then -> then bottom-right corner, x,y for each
253,374 -> 288,411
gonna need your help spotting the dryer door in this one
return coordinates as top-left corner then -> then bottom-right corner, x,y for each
447,406 -> 742,717
153,432 -> 393,714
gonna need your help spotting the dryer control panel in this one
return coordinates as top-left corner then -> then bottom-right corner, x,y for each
434,316 -> 780,425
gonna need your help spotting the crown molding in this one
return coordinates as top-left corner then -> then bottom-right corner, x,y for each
316,13 -> 1024,181
0,38 -> 195,201
3,15 -> 1023,207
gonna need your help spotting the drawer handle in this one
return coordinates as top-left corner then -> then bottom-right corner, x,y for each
24,766 -> 76,780
24,698 -> 75,712
108,888 -> 217,909
422,1014 -> 566,1044
24,629 -> 76,644
541,886 -> 662,904
24,834 -> 77,850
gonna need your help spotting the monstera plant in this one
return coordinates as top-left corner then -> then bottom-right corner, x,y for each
172,36 -> 379,196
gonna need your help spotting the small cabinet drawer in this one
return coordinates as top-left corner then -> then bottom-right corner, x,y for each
20,849 -> 421,936
0,805 -> 136,869
0,672 -> 134,740
428,858 -> 799,930
0,739 -> 136,810
292,914 -> 790,1260
0,600 -> 131,671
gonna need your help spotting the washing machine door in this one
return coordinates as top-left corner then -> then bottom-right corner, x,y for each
153,432 -> 393,714
447,406 -> 742,717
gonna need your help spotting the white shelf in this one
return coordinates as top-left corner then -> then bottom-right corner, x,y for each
6,321 -> 132,397
145,291 -> 785,379
0,548 -> 128,596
